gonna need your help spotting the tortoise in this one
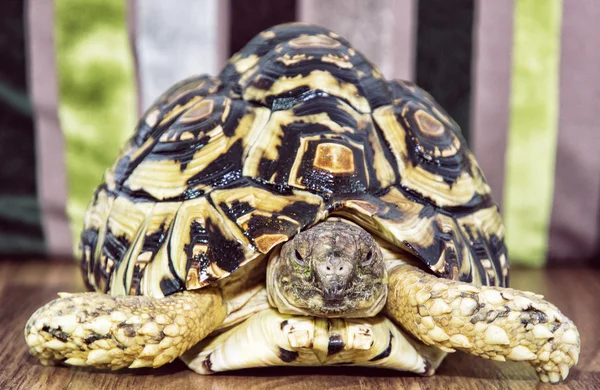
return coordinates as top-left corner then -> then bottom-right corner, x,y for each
25,23 -> 579,383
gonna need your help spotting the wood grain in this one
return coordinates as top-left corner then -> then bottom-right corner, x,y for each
1,260 -> 598,390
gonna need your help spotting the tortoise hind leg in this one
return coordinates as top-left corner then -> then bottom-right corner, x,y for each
385,264 -> 580,383
24,288 -> 226,369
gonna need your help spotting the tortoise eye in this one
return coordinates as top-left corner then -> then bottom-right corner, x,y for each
362,250 -> 373,266
294,250 -> 305,266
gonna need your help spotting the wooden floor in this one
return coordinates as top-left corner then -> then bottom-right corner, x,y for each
0,260 -> 598,390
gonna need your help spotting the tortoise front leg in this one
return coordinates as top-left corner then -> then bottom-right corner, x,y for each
385,264 -> 580,383
182,308 -> 446,374
24,288 -> 226,369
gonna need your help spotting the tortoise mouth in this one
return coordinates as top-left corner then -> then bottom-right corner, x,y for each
323,290 -> 345,305
310,286 -> 389,317
321,279 -> 349,303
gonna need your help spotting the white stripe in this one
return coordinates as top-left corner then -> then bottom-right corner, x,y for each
135,0 -> 224,111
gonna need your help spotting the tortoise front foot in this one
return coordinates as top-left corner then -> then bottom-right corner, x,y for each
385,264 -> 580,383
24,289 -> 225,369
182,308 -> 445,374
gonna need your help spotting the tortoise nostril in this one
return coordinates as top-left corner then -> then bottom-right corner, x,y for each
339,266 -> 344,271
326,266 -> 331,271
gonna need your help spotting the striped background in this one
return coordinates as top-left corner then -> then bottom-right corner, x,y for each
1,0 -> 598,266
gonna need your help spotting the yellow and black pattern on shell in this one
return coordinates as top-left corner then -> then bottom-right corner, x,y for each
79,23 -> 507,298
335,190 -> 507,288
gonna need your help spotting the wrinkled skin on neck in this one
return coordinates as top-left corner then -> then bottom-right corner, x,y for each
267,220 -> 388,318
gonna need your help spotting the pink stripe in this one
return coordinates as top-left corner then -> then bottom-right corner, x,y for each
390,0 -> 416,81
216,0 -> 230,66
548,1 -> 600,264
470,0 -> 514,210
27,0 -> 73,257
298,0 -> 416,81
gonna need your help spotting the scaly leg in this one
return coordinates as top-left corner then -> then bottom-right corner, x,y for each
385,264 -> 580,383
182,308 -> 446,374
24,288 -> 226,369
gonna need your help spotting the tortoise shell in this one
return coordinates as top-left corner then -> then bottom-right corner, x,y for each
79,23 -> 508,298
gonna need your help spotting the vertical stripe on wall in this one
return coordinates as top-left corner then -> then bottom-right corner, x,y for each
216,0 -> 230,74
299,0 -> 416,81
0,0 -> 45,255
504,0 -> 562,265
471,0 -> 514,210
548,1 -> 600,264
415,0 -> 475,143
128,0 -> 142,117
27,0 -> 72,256
56,0 -> 138,249
229,0 -> 297,56
135,0 -> 224,112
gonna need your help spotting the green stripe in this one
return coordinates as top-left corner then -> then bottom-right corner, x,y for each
56,0 -> 138,249
504,0 -> 562,266
0,83 -> 33,116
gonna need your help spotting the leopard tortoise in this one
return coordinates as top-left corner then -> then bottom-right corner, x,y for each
25,23 -> 579,383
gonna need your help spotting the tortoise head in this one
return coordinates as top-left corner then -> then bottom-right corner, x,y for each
267,220 -> 388,318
